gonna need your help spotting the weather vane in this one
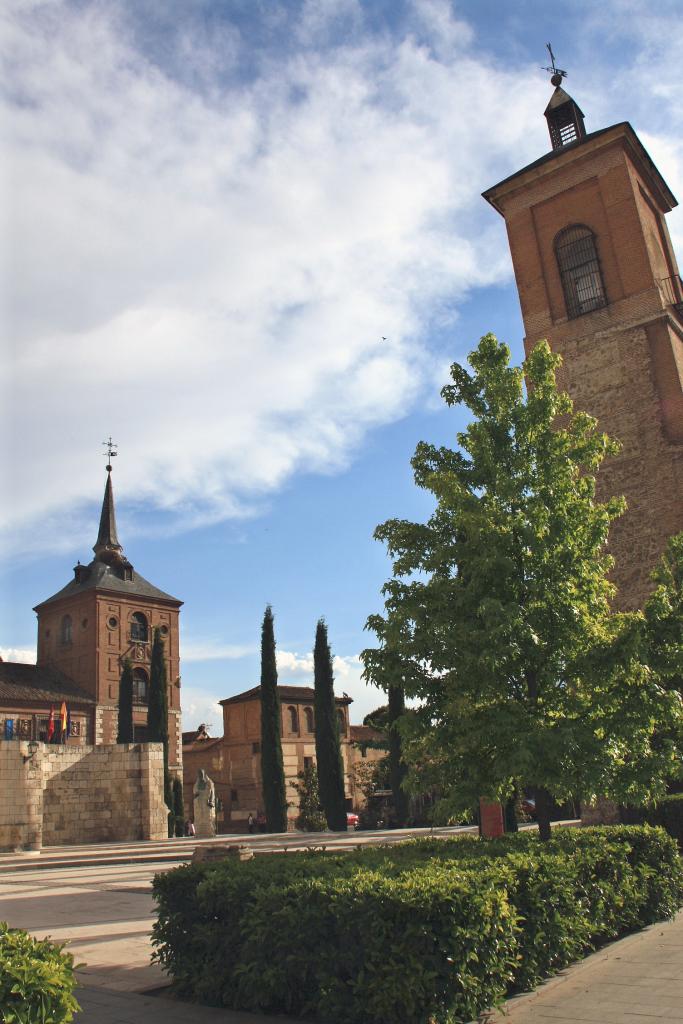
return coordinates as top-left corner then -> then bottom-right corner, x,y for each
103,436 -> 118,471
541,43 -> 567,86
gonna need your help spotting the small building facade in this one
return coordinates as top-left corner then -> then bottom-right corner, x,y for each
182,685 -> 386,831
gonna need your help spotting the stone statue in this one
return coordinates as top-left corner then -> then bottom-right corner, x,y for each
192,769 -> 216,838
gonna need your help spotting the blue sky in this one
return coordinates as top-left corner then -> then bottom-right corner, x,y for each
2,0 -> 682,729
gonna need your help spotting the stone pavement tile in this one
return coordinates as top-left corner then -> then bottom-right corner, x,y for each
75,986 -> 307,1024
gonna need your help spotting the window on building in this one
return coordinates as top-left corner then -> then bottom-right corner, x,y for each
304,756 -> 313,770
132,668 -> 149,704
304,706 -> 314,732
60,614 -> 72,645
288,706 -> 299,732
554,225 -> 607,319
130,612 -> 148,642
231,788 -> 238,803
337,709 -> 345,734
252,741 -> 261,754
133,724 -> 148,742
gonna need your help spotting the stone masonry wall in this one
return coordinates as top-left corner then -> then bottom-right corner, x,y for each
0,740 -> 167,851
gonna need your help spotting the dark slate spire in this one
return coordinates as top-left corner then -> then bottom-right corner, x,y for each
93,464 -> 123,563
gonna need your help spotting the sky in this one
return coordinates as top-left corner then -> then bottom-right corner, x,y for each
2,0 -> 682,731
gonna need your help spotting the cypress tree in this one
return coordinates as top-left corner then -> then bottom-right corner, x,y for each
172,776 -> 185,837
387,684 -> 409,827
259,606 -> 288,832
116,658 -> 134,744
313,619 -> 347,831
147,627 -> 172,812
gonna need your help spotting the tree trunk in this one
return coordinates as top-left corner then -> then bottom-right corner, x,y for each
535,786 -> 553,841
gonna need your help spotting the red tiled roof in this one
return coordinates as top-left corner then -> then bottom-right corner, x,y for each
350,724 -> 385,744
0,662 -> 95,705
219,684 -> 352,706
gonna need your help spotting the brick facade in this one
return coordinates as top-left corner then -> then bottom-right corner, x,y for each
484,119 -> 683,609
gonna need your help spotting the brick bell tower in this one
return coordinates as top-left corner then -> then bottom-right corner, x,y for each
33,446 -> 183,773
483,61 -> 683,610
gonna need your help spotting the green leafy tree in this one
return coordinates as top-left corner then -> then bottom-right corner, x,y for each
292,763 -> 327,831
387,684 -> 409,826
314,619 -> 347,831
362,335 -> 682,839
260,606 -> 288,832
116,658 -> 134,744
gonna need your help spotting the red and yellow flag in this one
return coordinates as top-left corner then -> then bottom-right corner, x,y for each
47,706 -> 55,742
60,702 -> 68,741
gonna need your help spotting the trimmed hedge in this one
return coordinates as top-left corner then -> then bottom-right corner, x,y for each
152,826 -> 683,1024
0,922 -> 80,1023
621,794 -> 683,850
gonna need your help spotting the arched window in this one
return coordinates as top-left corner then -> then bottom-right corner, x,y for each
337,709 -> 345,734
130,612 -> 148,642
288,706 -> 299,733
554,225 -> 607,319
132,668 -> 149,704
60,615 -> 72,645
304,706 -> 314,732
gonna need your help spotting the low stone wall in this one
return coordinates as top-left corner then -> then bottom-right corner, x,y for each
0,740 -> 167,852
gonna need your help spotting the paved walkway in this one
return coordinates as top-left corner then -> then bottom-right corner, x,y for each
1,833 -> 681,1023
494,912 -> 683,1023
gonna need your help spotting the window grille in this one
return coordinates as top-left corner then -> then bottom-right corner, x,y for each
130,612 -> 148,642
304,706 -> 314,732
288,705 -> 299,732
132,668 -> 149,704
554,225 -> 607,319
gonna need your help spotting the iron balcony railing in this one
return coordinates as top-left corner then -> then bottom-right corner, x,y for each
659,274 -> 683,313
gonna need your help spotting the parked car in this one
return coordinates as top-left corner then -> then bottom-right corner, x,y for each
346,811 -> 360,830
520,797 -> 536,820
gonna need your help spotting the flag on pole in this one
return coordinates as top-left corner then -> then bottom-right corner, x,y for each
59,702 -> 68,743
47,706 -> 55,742
66,708 -> 72,740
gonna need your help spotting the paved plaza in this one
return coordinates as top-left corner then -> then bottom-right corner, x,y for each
1,830 -> 682,1023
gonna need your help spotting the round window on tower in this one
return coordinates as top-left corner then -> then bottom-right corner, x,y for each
81,618 -> 88,629
108,616 -> 118,629
160,625 -> 169,636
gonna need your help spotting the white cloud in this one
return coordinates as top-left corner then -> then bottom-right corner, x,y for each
1,0 -> 544,557
0,647 -> 36,664
3,0 -> 681,562
178,685 -> 223,735
276,648 -> 381,721
181,641 -> 255,663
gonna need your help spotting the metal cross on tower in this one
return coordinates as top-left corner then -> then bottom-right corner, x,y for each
102,436 -> 118,471
541,43 -> 568,87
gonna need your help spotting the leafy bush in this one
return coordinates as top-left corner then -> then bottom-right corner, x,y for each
622,795 -> 683,851
0,922 -> 80,1023
152,826 -> 683,1023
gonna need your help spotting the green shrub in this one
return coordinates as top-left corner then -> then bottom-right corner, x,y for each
152,826 -> 683,1023
0,922 -> 80,1024
621,794 -> 683,850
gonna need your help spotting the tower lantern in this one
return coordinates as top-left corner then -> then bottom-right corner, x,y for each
541,44 -> 586,150
544,86 -> 586,150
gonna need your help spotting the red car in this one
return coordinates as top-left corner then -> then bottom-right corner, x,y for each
346,811 -> 360,830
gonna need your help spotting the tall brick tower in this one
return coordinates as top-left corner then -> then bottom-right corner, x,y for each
483,71 -> 683,610
33,456 -> 183,773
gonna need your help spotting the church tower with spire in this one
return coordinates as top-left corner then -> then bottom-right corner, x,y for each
33,456 -> 183,773
483,62 -> 683,610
